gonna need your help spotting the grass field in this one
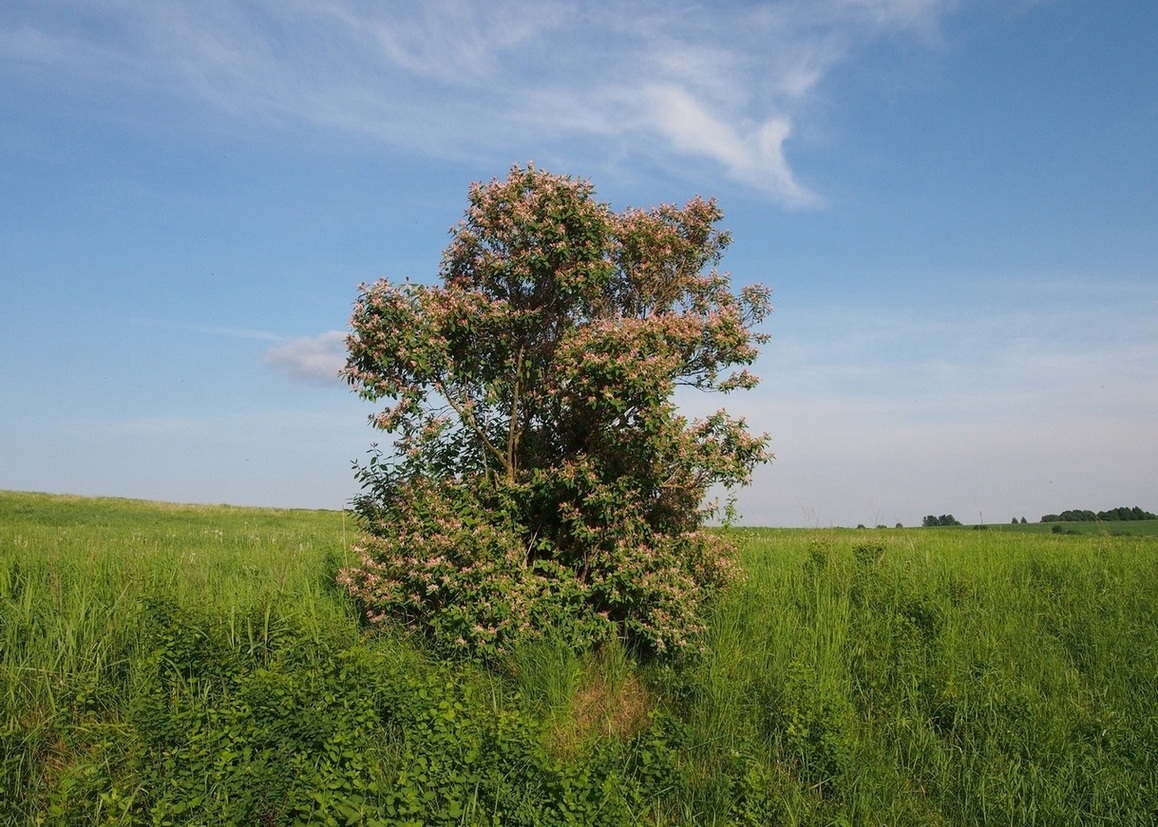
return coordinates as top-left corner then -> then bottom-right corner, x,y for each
989,518 -> 1158,536
2,490 -> 1156,825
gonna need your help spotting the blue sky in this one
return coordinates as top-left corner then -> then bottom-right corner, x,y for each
2,0 -> 1155,526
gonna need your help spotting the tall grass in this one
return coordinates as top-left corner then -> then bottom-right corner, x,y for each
1,493 -> 356,700
1,492 -> 360,821
3,492 -> 1156,824
671,528 -> 1158,824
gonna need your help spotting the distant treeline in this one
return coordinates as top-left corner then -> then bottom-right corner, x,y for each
1041,506 -> 1157,523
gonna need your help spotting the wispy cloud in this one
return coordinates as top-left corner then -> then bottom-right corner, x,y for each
263,331 -> 347,385
716,280 -> 1158,525
761,293 -> 1158,424
2,0 -> 956,205
127,318 -> 283,342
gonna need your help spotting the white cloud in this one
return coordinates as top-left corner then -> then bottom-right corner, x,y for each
263,331 -> 347,385
1,0 -> 957,205
641,84 -> 817,205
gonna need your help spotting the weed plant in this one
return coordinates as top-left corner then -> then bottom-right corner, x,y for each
3,492 -> 1157,824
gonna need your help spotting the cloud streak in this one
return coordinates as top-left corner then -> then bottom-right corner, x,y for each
2,0 -> 956,205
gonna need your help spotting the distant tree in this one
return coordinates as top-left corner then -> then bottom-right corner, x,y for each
922,514 -> 961,527
339,164 -> 772,660
1011,517 -> 1018,524
1020,517 -> 1027,524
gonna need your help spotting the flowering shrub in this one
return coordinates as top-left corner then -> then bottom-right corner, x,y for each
341,164 -> 771,659
339,477 -> 610,660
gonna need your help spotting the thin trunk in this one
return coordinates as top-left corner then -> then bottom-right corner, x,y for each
506,347 -> 525,482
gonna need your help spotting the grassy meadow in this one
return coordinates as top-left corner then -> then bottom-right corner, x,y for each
2,490 -> 1156,825
990,519 -> 1158,537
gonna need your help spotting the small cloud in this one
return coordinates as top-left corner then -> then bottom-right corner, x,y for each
644,83 -> 819,206
263,331 -> 347,384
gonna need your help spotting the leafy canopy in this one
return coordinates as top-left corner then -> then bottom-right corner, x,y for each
341,164 -> 772,659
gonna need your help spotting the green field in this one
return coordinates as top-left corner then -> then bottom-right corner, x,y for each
989,518 -> 1158,537
3,491 -> 1157,825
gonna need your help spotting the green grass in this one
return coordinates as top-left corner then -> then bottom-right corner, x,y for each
682,528 -> 1158,824
3,492 -> 1157,825
913,518 -> 1158,536
989,518 -> 1158,536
